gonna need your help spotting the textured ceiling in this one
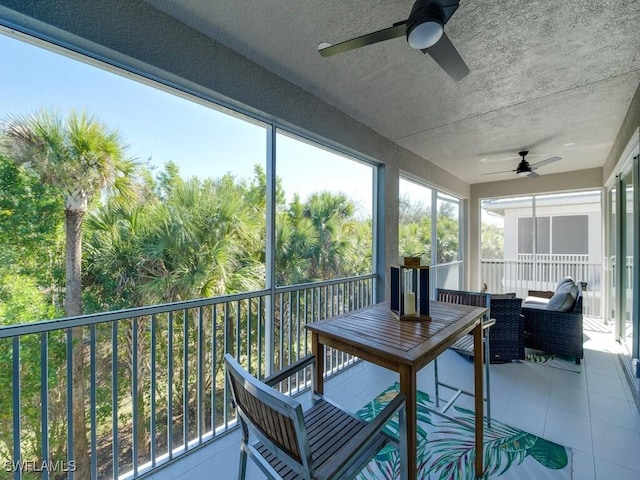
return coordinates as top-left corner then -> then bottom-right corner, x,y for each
146,0 -> 640,184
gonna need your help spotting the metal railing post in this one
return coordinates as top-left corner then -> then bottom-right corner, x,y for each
12,337 -> 21,480
40,333 -> 49,480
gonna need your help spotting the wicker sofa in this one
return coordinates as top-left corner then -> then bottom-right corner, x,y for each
522,283 -> 584,364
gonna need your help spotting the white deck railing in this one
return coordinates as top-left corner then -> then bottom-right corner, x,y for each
480,256 -> 603,317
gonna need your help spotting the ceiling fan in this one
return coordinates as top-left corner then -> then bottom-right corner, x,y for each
482,151 -> 562,178
317,0 -> 469,81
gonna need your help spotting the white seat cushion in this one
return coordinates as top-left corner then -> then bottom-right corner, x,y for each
522,301 -> 548,310
523,296 -> 550,306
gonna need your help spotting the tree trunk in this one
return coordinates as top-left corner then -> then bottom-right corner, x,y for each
65,209 -> 89,480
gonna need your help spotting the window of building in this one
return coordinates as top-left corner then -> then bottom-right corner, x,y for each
552,215 -> 588,254
517,215 -> 588,255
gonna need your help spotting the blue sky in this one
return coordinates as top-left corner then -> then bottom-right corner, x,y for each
0,29 -> 374,210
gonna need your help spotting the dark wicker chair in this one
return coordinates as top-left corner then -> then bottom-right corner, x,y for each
522,289 -> 584,364
487,295 -> 524,363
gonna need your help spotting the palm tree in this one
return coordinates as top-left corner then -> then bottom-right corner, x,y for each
303,191 -> 356,279
2,109 -> 137,479
140,174 -> 264,302
275,209 -> 318,285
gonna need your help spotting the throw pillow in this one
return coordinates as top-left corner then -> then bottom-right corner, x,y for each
554,276 -> 574,292
547,279 -> 578,312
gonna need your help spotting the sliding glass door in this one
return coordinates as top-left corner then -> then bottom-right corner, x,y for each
610,150 -> 639,366
620,169 -> 638,358
607,186 -> 616,327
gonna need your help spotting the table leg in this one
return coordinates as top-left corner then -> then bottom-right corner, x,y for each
473,321 -> 484,477
399,364 -> 416,480
311,332 -> 324,395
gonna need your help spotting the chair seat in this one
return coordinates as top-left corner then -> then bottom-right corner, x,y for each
450,335 -> 474,357
254,398 -> 387,479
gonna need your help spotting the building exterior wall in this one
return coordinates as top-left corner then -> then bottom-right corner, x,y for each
469,168 -> 603,290
502,202 -> 602,263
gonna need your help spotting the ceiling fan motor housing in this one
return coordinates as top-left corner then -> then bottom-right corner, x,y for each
410,0 -> 460,22
516,151 -> 531,175
407,0 -> 457,49
516,159 -> 531,175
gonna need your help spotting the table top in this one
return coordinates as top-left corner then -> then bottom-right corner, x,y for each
306,301 -> 486,368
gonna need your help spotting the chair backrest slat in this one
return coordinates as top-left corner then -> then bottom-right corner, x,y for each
226,356 -> 304,464
436,288 -> 490,321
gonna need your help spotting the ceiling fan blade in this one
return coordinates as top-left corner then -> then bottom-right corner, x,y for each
421,31 -> 469,81
481,169 -> 516,176
527,170 -> 540,178
318,22 -> 407,57
530,156 -> 562,168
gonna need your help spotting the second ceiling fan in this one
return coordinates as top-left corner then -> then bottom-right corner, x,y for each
317,0 -> 469,81
483,151 -> 563,178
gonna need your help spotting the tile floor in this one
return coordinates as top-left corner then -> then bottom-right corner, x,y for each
149,329 -> 640,479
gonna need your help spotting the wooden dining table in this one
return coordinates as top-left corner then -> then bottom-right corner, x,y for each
306,301 -> 487,480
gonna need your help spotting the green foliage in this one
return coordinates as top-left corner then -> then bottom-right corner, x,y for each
0,274 -> 58,324
399,193 -> 430,224
85,166 -> 266,308
275,190 -> 371,285
398,195 -> 460,265
481,222 -> 505,259
244,164 -> 286,211
0,274 -> 66,465
0,155 -> 64,290
85,163 -> 373,304
435,208 -> 459,263
399,219 -> 431,265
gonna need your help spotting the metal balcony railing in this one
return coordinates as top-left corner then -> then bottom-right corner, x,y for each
0,274 -> 375,480
1,261 -> 468,480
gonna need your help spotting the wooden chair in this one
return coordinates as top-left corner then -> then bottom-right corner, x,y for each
225,353 -> 408,480
434,288 -> 493,426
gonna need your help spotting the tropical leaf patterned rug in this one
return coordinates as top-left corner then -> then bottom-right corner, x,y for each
356,382 -> 571,479
523,348 -> 581,373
